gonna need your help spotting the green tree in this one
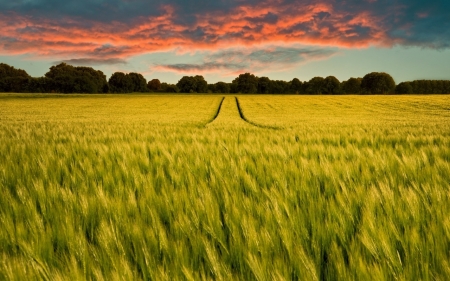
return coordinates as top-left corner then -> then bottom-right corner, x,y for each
0,63 -> 30,93
289,78 -> 303,94
361,72 -> 395,94
128,72 -> 148,92
408,80 -> 450,94
323,76 -> 341,94
341,78 -> 362,94
194,75 -> 208,93
108,72 -> 133,93
395,82 -> 413,94
230,82 -> 238,94
26,77 -> 52,93
76,66 -> 109,93
176,75 -> 208,93
45,63 -> 108,93
257,77 -> 271,94
0,63 -> 30,79
232,73 -> 258,93
45,63 -> 77,93
214,82 -> 230,93
269,80 -> 289,94
305,77 -> 325,94
160,83 -> 179,93
147,79 -> 161,91
177,76 -> 198,93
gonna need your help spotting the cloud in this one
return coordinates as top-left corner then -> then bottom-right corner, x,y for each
156,46 -> 337,75
0,0 -> 449,67
55,58 -> 127,66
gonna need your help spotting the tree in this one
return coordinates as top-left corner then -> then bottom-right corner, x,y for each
341,77 -> 362,94
230,82 -> 239,94
257,77 -> 271,94
76,66 -> 109,93
26,77 -> 52,93
0,77 -> 29,93
290,78 -> 303,94
176,75 -> 208,93
207,84 -> 216,93
408,80 -> 450,94
45,63 -> 108,93
395,82 -> 413,94
323,76 -> 341,94
177,76 -> 197,93
147,79 -> 161,91
0,63 -> 31,93
232,73 -> 258,93
214,82 -> 230,93
361,72 -> 395,94
45,63 -> 77,93
108,72 -> 133,93
304,77 -> 325,94
194,75 -> 208,93
0,63 -> 30,78
160,83 -> 179,93
128,72 -> 148,92
269,80 -> 289,94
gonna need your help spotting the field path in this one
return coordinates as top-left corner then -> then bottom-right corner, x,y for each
207,97 -> 282,129
235,97 -> 282,130
206,97 -> 253,128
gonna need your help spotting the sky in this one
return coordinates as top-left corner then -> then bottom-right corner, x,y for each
1,0 -> 450,84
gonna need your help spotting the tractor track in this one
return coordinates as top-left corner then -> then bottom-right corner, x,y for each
205,97 -> 225,126
235,97 -> 282,130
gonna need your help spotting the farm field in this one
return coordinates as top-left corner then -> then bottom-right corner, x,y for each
1,94 -> 450,280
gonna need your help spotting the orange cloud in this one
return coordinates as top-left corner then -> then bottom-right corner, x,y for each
0,1 -> 395,62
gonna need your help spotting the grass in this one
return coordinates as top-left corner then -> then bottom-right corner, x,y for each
1,94 -> 449,280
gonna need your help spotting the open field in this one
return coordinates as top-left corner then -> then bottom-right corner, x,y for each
1,94 -> 450,280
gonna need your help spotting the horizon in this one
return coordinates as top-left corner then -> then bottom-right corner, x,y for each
1,1 -> 450,84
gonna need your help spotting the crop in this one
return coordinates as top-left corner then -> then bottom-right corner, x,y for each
1,94 -> 449,280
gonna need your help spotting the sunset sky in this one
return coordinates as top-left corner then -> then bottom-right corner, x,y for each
1,0 -> 450,84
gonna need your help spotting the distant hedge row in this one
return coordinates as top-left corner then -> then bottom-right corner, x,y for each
1,62 -> 450,94
395,80 -> 450,94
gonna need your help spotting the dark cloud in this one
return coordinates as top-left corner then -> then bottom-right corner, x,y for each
157,46 -> 337,74
55,58 -> 127,66
0,0 -> 244,23
1,0 -> 450,59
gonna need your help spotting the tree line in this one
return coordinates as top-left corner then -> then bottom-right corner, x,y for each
1,62 -> 450,94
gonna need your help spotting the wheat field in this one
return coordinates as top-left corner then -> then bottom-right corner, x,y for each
1,94 -> 450,280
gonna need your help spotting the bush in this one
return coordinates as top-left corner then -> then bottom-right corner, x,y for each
361,72 -> 395,94
395,82 -> 413,94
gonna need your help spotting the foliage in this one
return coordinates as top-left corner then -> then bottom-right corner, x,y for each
395,82 -> 414,94
304,77 -> 325,94
257,77 -> 271,94
108,72 -> 149,93
3,62 -> 450,95
160,82 -> 179,93
406,80 -> 450,94
108,72 -> 133,93
176,75 -> 208,93
323,76 -> 341,94
0,63 -> 31,93
290,78 -> 303,94
127,72 -> 148,93
361,72 -> 396,94
147,79 -> 161,91
0,63 -> 30,79
268,80 -> 289,94
341,77 -> 362,94
232,73 -> 258,94
45,63 -> 108,94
